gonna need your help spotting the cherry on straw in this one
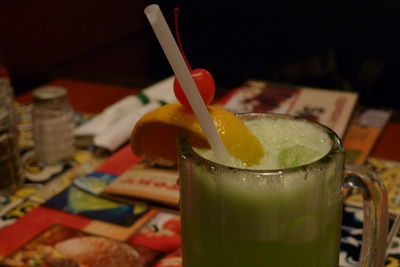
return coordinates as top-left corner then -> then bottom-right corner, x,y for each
173,7 -> 215,110
144,4 -> 229,162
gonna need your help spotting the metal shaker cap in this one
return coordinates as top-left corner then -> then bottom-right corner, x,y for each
33,86 -> 69,105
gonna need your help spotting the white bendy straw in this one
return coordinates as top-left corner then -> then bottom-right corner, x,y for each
144,4 -> 229,162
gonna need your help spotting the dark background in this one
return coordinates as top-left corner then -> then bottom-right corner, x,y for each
1,0 -> 399,109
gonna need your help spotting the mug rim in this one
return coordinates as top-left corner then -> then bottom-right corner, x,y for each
179,112 -> 344,174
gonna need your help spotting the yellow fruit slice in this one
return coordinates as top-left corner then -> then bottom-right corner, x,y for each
130,104 -> 265,166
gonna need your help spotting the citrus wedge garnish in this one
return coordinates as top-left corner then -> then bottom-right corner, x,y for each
130,104 -> 265,166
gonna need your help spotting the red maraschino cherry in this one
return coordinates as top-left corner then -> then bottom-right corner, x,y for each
173,8 -> 215,110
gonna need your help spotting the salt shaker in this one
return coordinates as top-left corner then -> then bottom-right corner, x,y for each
0,78 -> 23,194
32,86 -> 75,165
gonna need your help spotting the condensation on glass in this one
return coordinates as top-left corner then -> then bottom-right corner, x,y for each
179,113 -> 388,267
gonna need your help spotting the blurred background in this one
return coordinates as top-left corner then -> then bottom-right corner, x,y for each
1,0 -> 399,109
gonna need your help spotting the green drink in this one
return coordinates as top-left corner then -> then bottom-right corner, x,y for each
178,113 -> 388,267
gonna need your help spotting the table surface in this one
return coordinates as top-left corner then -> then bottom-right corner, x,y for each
16,79 -> 141,114
6,77 -> 400,267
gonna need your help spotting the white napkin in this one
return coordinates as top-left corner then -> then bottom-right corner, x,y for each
74,76 -> 177,151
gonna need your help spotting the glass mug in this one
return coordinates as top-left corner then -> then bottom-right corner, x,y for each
178,113 -> 388,267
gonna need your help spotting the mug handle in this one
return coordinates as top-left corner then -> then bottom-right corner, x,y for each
344,163 -> 389,267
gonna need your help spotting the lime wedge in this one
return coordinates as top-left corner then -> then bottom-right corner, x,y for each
278,144 -> 320,168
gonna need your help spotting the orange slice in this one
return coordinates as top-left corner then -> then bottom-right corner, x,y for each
130,104 -> 264,166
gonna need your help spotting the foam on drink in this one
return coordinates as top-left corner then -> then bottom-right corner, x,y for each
195,116 -> 333,170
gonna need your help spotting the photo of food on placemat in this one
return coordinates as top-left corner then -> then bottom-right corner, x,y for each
0,224 -> 163,267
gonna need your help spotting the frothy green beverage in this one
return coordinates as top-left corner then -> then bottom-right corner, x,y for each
179,114 -> 344,267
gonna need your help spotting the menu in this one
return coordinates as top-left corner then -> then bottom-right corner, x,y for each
102,162 -> 179,208
343,107 -> 392,163
220,80 -> 358,137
